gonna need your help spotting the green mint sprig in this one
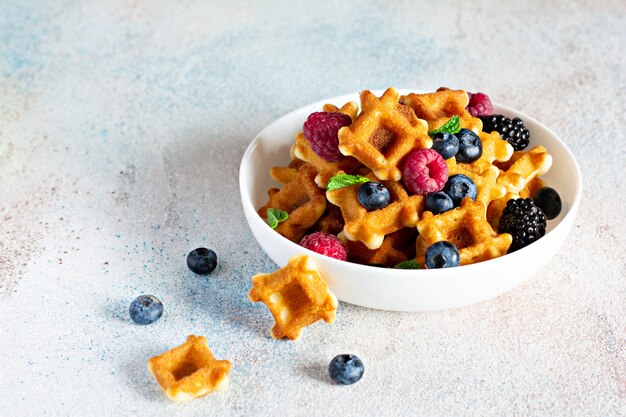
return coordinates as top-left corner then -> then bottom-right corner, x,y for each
394,260 -> 421,269
326,174 -> 370,191
266,208 -> 288,229
429,115 -> 461,135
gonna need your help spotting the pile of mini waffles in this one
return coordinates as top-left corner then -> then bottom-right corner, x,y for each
144,88 -> 564,402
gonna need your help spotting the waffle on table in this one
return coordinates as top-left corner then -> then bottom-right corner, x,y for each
148,335 -> 231,402
258,88 -> 555,268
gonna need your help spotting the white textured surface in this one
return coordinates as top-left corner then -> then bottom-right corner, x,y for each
1,1 -> 625,416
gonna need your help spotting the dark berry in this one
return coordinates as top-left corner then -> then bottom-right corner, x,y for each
533,187 -> 562,220
498,198 -> 547,252
187,247 -> 217,275
357,181 -> 390,211
425,191 -> 454,214
455,128 -> 482,163
480,114 -> 530,151
303,112 -> 352,162
425,241 -> 460,268
402,148 -> 449,195
328,354 -> 364,385
430,132 -> 459,160
442,174 -> 477,207
129,295 -> 163,325
300,232 -> 347,261
466,92 -> 494,117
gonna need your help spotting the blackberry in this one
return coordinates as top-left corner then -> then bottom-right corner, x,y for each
480,114 -> 530,151
498,198 -> 547,253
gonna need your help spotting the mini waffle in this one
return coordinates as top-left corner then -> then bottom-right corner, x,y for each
341,228 -> 417,266
293,132 -> 362,188
327,171 -> 424,250
337,88 -> 431,181
148,335 -> 231,402
248,255 -> 337,340
445,162 -> 506,210
400,89 -> 482,133
259,163 -> 326,242
322,101 -> 359,121
416,198 -> 512,265
310,205 -> 345,236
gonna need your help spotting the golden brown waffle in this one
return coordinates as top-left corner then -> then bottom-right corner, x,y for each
471,130 -> 514,173
445,162 -> 506,210
259,163 -> 326,242
310,205 -> 345,236
337,88 -> 431,181
327,171 -> 424,250
248,255 -> 337,340
148,335 -> 231,402
416,198 -> 512,265
293,101 -> 362,188
341,228 -> 417,266
400,89 -> 482,133
293,132 -> 362,188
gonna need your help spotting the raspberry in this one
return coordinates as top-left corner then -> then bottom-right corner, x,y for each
466,92 -> 493,117
299,232 -> 347,261
402,148 -> 449,195
303,112 -> 352,162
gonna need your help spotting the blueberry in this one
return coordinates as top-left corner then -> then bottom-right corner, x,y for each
129,295 -> 163,325
425,241 -> 460,269
533,187 -> 562,220
455,128 -> 482,163
357,182 -> 390,211
431,132 -> 459,160
425,191 -> 454,214
187,247 -> 217,275
442,174 -> 477,206
328,354 -> 364,385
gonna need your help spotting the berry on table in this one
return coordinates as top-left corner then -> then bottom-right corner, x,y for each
431,132 -> 459,160
466,92 -> 493,117
480,114 -> 530,151
303,112 -> 352,162
442,174 -> 477,206
129,295 -> 163,325
455,128 -> 483,163
425,191 -> 454,215
533,187 -> 562,220
328,354 -> 364,385
357,181 -> 390,211
187,248 -> 218,275
498,198 -> 547,252
300,232 -> 347,261
425,241 -> 460,268
402,148 -> 449,195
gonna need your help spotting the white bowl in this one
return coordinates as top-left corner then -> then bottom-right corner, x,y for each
239,89 -> 582,311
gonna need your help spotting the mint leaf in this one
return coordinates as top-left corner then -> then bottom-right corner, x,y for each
267,208 -> 288,229
429,115 -> 461,135
326,174 -> 370,191
394,260 -> 421,269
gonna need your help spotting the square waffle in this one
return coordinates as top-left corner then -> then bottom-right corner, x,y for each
248,255 -> 337,340
258,163 -> 326,242
337,88 -> 431,181
148,335 -> 231,402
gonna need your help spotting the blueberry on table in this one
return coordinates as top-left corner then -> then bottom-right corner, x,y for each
187,247 -> 218,275
328,354 -> 364,385
425,241 -> 460,268
455,128 -> 482,163
431,132 -> 459,160
533,187 -> 562,220
442,174 -> 477,206
425,191 -> 454,215
129,295 -> 163,325
357,181 -> 390,211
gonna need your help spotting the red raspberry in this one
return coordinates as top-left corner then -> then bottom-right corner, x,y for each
303,112 -> 352,162
402,148 -> 449,195
299,232 -> 347,261
466,92 -> 493,117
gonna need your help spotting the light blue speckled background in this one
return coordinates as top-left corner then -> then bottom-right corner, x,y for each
1,1 -> 625,416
